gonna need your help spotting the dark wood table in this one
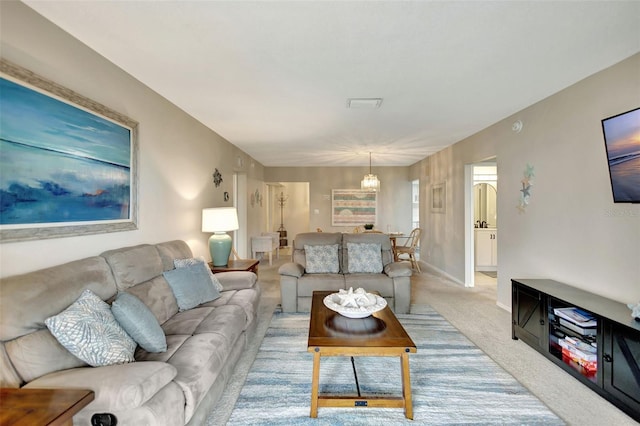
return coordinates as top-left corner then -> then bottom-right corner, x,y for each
307,291 -> 417,419
208,259 -> 259,275
0,388 -> 94,426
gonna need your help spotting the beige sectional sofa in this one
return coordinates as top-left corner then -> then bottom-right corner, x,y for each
0,240 -> 261,425
278,232 -> 412,313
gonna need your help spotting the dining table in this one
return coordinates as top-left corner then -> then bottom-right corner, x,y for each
387,232 -> 407,261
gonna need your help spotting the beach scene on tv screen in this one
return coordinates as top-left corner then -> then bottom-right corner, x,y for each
602,108 -> 640,203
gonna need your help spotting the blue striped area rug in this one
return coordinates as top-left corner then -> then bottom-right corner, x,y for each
226,308 -> 564,425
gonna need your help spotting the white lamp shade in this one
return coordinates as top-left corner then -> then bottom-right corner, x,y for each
202,207 -> 239,232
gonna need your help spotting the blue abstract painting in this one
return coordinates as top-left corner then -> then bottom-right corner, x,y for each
0,76 -> 133,226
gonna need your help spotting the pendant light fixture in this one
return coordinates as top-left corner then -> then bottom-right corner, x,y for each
361,152 -> 380,192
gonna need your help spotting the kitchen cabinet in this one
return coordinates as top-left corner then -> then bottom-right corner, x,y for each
475,228 -> 497,271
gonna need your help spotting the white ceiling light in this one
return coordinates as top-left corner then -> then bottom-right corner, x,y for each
347,98 -> 383,109
361,152 -> 380,192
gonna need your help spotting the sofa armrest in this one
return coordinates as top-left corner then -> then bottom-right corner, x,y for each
278,262 -> 305,278
384,262 -> 413,278
215,271 -> 258,291
24,361 -> 177,412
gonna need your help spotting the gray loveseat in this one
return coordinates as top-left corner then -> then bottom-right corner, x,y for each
278,232 -> 412,313
0,240 -> 261,425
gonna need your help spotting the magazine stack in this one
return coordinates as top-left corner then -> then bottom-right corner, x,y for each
551,306 -> 597,375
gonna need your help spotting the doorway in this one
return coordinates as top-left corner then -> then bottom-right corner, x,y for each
464,160 -> 498,289
265,182 -> 309,248
233,173 -> 248,258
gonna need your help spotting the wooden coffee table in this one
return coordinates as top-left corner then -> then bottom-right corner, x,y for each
0,388 -> 94,426
307,291 -> 417,419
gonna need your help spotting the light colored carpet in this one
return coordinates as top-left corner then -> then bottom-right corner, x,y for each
222,309 -> 564,425
205,255 -> 637,425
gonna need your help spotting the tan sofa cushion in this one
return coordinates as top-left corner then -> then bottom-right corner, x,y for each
0,256 -> 117,341
101,244 -> 164,291
0,344 -> 22,388
6,329 -> 86,383
24,361 -> 177,411
155,240 -> 194,271
123,276 -> 179,326
0,256 -> 117,385
137,304 -> 247,422
297,274 -> 345,297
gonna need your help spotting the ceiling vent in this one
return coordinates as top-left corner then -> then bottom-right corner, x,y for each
347,98 -> 383,109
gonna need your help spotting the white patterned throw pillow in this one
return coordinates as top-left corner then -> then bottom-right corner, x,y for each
347,242 -> 383,273
45,289 -> 136,367
304,244 -> 340,273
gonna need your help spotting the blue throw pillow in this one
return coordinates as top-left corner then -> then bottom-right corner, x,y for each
163,262 -> 220,311
45,289 -> 136,367
174,256 -> 223,292
112,292 -> 167,353
347,242 -> 383,273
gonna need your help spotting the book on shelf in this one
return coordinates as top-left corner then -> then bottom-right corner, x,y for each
562,352 -> 598,374
559,337 -> 598,373
559,318 -> 597,336
564,336 -> 597,354
553,307 -> 597,327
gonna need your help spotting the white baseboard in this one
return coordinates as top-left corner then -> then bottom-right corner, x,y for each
422,261 -> 510,313
420,261 -> 465,286
496,300 -> 511,313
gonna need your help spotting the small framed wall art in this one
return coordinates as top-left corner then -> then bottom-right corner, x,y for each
431,182 -> 446,213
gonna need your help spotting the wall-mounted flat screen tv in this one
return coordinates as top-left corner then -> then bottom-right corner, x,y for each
601,107 -> 640,203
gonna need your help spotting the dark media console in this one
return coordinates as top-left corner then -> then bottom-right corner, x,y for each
512,278 -> 640,422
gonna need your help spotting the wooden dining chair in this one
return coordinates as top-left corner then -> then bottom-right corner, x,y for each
394,228 -> 422,272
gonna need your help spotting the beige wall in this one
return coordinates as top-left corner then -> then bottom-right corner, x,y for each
0,2 -> 265,277
265,167 -> 414,237
3,2 -> 638,311
414,53 -> 640,308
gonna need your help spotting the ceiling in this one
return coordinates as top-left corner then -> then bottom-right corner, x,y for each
23,1 -> 640,167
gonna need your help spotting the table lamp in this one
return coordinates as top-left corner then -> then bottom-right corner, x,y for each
202,207 -> 239,266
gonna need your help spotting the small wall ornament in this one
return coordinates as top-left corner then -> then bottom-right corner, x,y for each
517,163 -> 535,213
212,168 -> 223,187
250,189 -> 262,207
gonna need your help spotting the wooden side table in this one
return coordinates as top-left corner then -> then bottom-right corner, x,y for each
208,259 -> 259,276
0,388 -> 94,426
